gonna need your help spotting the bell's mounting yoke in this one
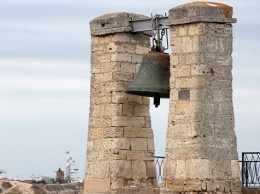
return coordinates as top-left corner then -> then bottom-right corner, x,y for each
125,14 -> 170,107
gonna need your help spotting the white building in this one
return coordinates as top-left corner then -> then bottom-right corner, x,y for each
26,175 -> 43,182
65,151 -> 82,183
0,170 -> 11,180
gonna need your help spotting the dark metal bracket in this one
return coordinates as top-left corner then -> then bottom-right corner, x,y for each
130,14 -> 169,52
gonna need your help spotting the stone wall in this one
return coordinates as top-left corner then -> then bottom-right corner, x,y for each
84,12 -> 158,193
85,2 -> 241,194
161,2 -> 241,193
242,188 -> 260,194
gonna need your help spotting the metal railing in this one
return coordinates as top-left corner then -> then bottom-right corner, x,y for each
241,152 -> 260,188
154,156 -> 164,183
155,152 -> 260,188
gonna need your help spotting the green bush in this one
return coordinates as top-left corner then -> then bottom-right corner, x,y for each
6,187 -> 22,194
1,181 -> 12,189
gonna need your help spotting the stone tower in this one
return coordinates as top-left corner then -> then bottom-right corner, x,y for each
84,13 -> 158,193
84,2 -> 241,194
161,2 -> 241,193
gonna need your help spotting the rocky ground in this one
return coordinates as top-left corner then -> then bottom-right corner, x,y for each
0,180 -> 83,194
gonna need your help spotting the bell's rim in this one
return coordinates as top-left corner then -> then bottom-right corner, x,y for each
125,89 -> 170,98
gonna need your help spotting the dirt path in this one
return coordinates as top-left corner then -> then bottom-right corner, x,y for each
0,180 -> 36,194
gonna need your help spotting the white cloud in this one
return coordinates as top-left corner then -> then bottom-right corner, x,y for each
0,75 -> 89,91
234,87 -> 260,117
0,57 -> 90,92
0,19 -> 90,45
0,57 -> 89,71
234,67 -> 260,76
0,97 -> 89,119
0,0 -> 260,179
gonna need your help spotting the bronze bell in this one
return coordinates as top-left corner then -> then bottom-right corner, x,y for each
125,51 -> 170,107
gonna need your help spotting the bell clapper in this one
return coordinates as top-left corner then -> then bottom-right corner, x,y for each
154,93 -> 160,108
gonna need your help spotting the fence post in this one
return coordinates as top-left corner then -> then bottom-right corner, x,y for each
242,153 -> 244,187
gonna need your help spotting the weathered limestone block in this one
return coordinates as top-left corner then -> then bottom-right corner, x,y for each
110,160 -> 132,178
93,161 -> 110,178
84,179 -> 110,193
126,150 -> 154,161
231,159 -> 241,179
88,127 -> 104,139
162,2 -> 241,194
146,160 -> 157,178
124,127 -> 154,138
132,160 -> 147,180
111,92 -> 128,104
186,159 -> 210,179
206,179 -> 217,191
90,12 -> 149,35
166,2 -> 236,26
85,12 -> 157,193
100,104 -> 122,116
116,187 -> 160,194
184,179 -> 202,191
111,115 -> 146,127
122,104 -> 134,116
147,138 -> 155,150
103,127 -> 124,138
131,138 -> 148,150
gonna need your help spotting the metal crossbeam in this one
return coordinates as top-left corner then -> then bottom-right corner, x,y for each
130,17 -> 169,32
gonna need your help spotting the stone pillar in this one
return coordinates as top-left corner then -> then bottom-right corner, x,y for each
162,2 -> 241,193
84,12 -> 158,194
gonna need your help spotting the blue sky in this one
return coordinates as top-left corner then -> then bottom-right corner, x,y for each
0,0 -> 260,180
